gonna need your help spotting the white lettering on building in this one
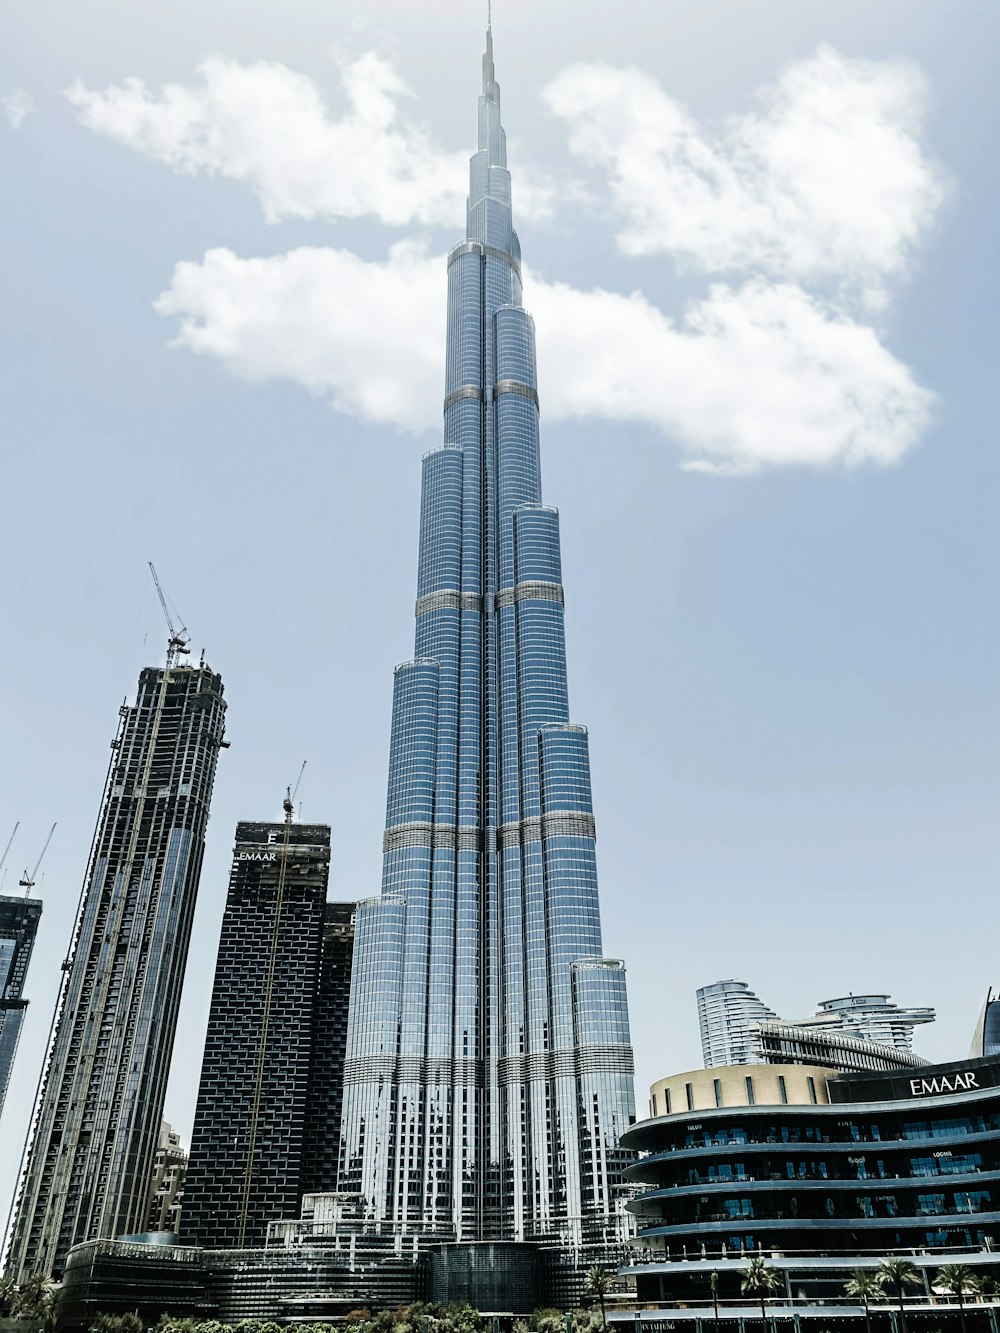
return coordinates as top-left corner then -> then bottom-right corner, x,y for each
908,1072 -> 980,1096
238,851 -> 277,862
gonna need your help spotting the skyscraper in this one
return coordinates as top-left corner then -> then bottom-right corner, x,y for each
697,981 -> 780,1067
301,901 -> 356,1198
698,979 -> 934,1071
182,819 -> 354,1248
147,1121 -> 188,1235
0,894 -> 42,1120
339,28 -> 636,1256
7,660 -> 226,1281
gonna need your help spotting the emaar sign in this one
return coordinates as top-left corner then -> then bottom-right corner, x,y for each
909,1071 -> 980,1096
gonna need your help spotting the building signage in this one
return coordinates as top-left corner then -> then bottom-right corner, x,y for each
909,1071 -> 979,1097
237,851 -> 277,862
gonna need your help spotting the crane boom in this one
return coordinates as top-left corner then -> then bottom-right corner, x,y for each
20,822 -> 56,896
0,822 -> 18,880
148,562 -> 191,668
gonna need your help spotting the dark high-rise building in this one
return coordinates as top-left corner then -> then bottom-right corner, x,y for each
182,819 -> 355,1248
339,26 -> 636,1259
301,901 -> 356,1197
7,660 -> 226,1281
0,893 -> 43,1119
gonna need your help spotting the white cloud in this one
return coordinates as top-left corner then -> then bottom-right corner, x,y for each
155,244 -> 933,473
532,275 -> 932,473
66,52 -> 554,227
543,46 -> 945,295
71,40 -> 940,474
155,243 -> 444,428
3,90 -> 35,129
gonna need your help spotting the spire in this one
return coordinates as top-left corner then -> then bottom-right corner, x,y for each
482,20 -> 496,98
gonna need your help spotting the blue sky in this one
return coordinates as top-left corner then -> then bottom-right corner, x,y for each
2,0 -> 999,1228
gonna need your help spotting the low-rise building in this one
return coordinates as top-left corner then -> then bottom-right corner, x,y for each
621,1055 -> 1000,1322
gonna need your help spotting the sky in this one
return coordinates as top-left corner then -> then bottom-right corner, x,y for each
2,0 -> 999,1235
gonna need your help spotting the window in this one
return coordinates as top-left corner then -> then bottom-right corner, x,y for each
686,1083 -> 694,1111
745,1076 -> 755,1106
807,1077 -> 817,1105
664,1088 -> 671,1114
778,1076 -> 788,1105
714,1078 -> 723,1108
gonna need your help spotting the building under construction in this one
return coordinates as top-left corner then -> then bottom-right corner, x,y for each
0,892 -> 43,1120
181,817 -> 356,1248
6,658 -> 227,1281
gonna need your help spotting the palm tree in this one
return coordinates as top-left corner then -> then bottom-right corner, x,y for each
741,1257 -> 781,1330
585,1266 -> 614,1333
876,1258 -> 922,1333
709,1271 -> 720,1323
845,1269 -> 881,1333
0,1277 -> 17,1318
13,1273 -> 55,1318
936,1264 -> 980,1333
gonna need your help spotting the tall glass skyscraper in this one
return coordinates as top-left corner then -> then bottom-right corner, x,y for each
339,29 -> 636,1254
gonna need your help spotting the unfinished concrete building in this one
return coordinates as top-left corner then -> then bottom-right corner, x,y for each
7,658 -> 227,1280
0,893 -> 43,1119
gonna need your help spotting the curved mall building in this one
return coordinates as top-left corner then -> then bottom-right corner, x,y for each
620,1056 -> 1000,1318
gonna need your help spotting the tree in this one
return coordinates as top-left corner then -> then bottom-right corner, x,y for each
845,1269 -> 881,1333
585,1266 -> 614,1333
0,1278 -> 18,1319
531,1311 -> 566,1333
936,1264 -> 980,1333
14,1275 -> 57,1322
740,1257 -> 781,1330
876,1258 -> 922,1333
89,1314 -> 144,1333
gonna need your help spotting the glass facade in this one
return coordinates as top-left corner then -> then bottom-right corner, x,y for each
339,29 -> 635,1251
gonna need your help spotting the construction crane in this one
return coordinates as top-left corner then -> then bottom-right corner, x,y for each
0,822 -> 19,892
148,562 -> 191,668
20,823 -> 56,897
284,761 -> 307,820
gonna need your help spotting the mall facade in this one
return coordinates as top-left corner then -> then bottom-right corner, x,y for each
620,1055 -> 1000,1321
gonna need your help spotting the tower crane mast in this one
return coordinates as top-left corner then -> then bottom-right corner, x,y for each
148,563 -> 191,669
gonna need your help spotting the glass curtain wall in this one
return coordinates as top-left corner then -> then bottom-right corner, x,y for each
339,29 -> 636,1251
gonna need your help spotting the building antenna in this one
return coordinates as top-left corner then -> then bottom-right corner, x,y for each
148,562 -> 191,669
0,822 -> 19,884
20,823 -> 56,898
